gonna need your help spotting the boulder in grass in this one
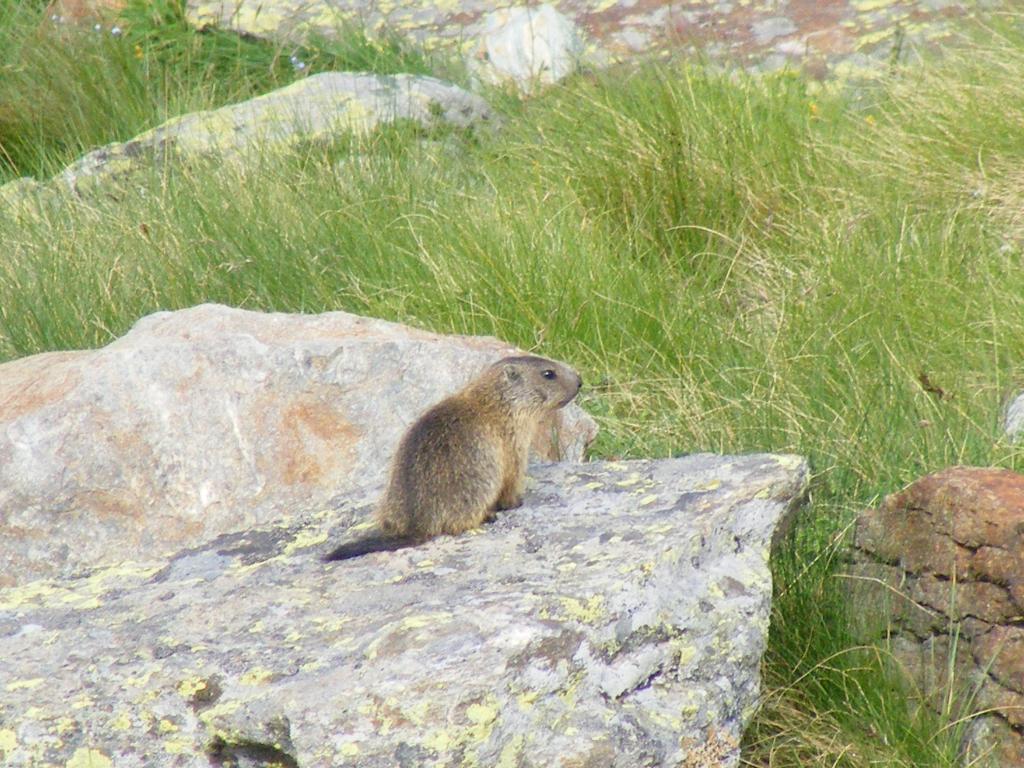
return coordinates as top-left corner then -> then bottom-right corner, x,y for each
57,72 -> 493,195
852,467 -> 1024,765
0,72 -> 492,208
467,5 -> 586,94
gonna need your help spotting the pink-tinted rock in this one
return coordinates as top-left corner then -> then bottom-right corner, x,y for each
42,0 -> 123,25
0,304 -> 596,587
185,0 -> 976,80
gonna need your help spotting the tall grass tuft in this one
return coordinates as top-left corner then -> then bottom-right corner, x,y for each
0,0 -> 440,182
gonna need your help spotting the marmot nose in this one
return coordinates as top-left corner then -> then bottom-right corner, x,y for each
576,373 -> 583,390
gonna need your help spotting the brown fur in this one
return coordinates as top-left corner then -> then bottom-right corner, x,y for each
377,355 -> 582,538
325,355 -> 581,561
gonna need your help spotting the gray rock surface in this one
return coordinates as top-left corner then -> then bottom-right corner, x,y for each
0,452 -> 809,767
751,16 -> 798,45
0,304 -> 595,587
0,72 -> 491,205
1004,391 -> 1024,441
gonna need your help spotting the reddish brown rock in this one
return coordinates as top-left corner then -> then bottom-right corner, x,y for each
43,0 -> 124,25
973,626 -> 1024,698
911,575 -> 1018,626
964,715 -> 1024,767
854,467 -> 1024,763
857,467 -> 1024,578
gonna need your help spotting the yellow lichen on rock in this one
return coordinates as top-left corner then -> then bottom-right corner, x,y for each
5,678 -> 44,692
0,729 -> 17,753
558,595 -> 604,624
0,581 -> 58,611
66,747 -> 113,768
399,612 -> 452,630
466,697 -> 499,738
339,741 -> 360,756
240,666 -> 274,685
230,2 -> 289,35
162,738 -> 192,755
282,528 -> 328,555
496,733 -> 526,768
176,676 -> 211,698
422,728 -> 452,752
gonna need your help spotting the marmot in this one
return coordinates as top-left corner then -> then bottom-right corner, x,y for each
324,355 -> 582,561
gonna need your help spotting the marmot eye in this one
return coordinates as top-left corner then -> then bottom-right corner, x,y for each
542,369 -> 557,379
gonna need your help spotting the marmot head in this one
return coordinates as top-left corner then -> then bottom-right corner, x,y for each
490,355 -> 582,411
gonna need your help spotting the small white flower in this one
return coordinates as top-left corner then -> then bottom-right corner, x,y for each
111,26 -> 122,36
295,61 -> 307,70
94,23 -> 102,32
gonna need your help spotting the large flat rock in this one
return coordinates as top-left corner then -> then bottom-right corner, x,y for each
0,304 -> 595,587
0,453 -> 808,767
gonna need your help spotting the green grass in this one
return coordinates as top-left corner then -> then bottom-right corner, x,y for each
2,2 -> 1024,765
0,0 -> 439,181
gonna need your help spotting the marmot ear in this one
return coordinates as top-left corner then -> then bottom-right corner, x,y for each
503,364 -> 521,383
